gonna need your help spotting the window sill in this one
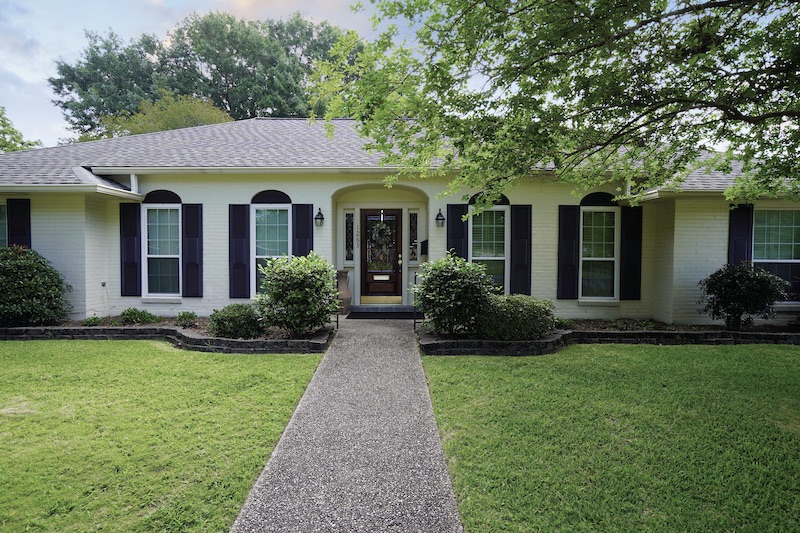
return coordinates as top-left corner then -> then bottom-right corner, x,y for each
578,299 -> 620,307
141,296 -> 182,304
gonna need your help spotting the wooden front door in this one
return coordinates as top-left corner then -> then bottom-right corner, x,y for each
361,209 -> 402,296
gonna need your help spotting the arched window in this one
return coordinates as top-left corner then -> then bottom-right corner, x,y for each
142,190 -> 183,295
468,195 -> 511,291
579,193 -> 620,299
250,190 -> 293,294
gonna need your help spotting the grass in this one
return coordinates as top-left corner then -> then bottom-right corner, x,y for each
0,340 -> 321,532
423,344 -> 800,532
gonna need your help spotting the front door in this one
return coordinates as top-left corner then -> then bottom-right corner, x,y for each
361,209 -> 402,297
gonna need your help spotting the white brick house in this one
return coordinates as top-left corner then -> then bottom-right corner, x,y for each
0,118 -> 796,323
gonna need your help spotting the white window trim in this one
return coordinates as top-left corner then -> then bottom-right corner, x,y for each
142,204 -> 182,297
468,205 -> 511,293
250,204 -> 292,296
579,206 -> 621,301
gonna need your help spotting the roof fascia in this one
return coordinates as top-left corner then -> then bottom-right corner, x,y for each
0,184 -> 143,200
91,166 -> 401,175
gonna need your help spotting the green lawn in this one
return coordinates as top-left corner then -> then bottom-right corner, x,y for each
0,341 -> 320,532
424,344 -> 800,532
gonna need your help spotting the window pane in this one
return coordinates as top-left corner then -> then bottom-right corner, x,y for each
582,210 -> 615,259
757,261 -> 800,300
0,205 -> 6,247
147,208 -> 179,256
255,208 -> 289,259
148,257 -> 180,294
754,210 -> 800,261
476,259 -> 505,289
345,213 -> 354,261
471,210 -> 505,258
582,260 -> 615,297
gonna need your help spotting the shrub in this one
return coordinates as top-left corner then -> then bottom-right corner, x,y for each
175,311 -> 198,328
208,304 -> 262,339
412,252 -> 496,335
476,294 -> 556,340
698,263 -> 789,330
0,245 -> 72,326
120,307 -> 159,325
254,252 -> 339,337
82,315 -> 102,327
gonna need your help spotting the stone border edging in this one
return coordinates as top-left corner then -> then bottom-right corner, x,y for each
0,325 -> 334,354
417,329 -> 800,356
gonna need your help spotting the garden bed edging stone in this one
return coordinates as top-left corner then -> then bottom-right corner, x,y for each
0,325 -> 334,354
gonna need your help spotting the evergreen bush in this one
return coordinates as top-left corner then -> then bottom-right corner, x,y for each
175,311 -> 198,328
254,252 -> 339,337
120,307 -> 159,325
412,252 -> 496,335
0,245 -> 72,326
476,294 -> 556,340
698,263 -> 789,330
208,304 -> 262,339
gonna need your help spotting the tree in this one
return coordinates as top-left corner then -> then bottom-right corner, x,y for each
49,31 -> 160,137
50,12 -> 357,137
102,90 -> 233,136
0,107 -> 41,152
312,1 -> 800,209
157,12 -> 307,119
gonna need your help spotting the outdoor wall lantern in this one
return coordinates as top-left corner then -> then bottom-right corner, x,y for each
435,208 -> 446,227
314,208 -> 325,227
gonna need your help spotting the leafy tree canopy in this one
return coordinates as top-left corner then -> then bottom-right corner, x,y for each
0,106 -> 41,152
313,0 -> 800,208
101,90 -> 233,136
50,12 -> 357,139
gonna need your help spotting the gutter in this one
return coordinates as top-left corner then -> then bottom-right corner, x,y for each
0,184 -> 143,200
91,166 -> 402,175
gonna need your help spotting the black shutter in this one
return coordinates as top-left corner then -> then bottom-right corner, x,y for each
557,205 -> 580,299
6,198 -> 31,248
120,203 -> 141,297
510,205 -> 532,295
619,206 -> 643,300
728,204 -> 754,265
292,204 -> 314,256
182,204 -> 203,297
229,204 -> 250,298
446,204 -> 468,257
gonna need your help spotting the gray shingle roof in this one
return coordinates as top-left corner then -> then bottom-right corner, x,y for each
0,119 -> 382,190
0,118 -> 740,192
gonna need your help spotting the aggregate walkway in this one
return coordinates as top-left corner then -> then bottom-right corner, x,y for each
231,319 -> 463,532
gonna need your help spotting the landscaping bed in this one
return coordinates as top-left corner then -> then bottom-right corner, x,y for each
0,317 -> 335,354
418,318 -> 800,356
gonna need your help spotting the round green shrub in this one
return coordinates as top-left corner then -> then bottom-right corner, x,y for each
476,294 -> 556,340
175,311 -> 198,328
254,252 -> 339,337
208,304 -> 262,339
698,263 -> 789,330
120,307 -> 159,325
412,252 -> 496,335
0,245 -> 72,326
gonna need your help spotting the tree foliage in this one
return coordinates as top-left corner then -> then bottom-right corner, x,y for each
49,12 -> 357,138
49,31 -> 160,137
313,0 -> 800,208
0,106 -> 41,152
102,90 -> 232,136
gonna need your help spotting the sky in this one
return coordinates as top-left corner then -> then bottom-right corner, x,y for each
0,0 -> 378,147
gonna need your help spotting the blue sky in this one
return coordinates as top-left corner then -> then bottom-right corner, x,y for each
0,0 -> 377,147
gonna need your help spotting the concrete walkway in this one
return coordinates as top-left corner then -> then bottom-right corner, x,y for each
231,319 -> 463,532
